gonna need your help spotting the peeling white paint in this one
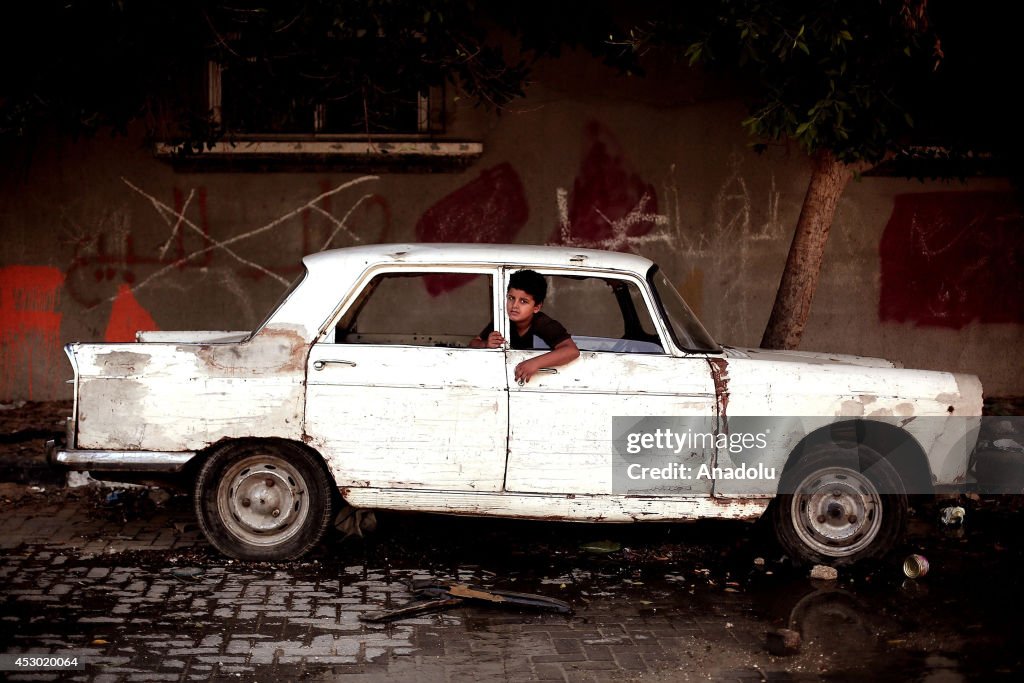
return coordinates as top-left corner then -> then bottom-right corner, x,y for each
63,244 -> 985,524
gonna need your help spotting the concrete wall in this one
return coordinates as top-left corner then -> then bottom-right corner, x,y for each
2,51 -> 1022,401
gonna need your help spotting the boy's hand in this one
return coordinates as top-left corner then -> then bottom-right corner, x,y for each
484,331 -> 505,348
514,358 -> 541,384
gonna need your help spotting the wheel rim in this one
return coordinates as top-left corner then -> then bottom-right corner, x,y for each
789,466 -> 882,558
216,453 -> 309,547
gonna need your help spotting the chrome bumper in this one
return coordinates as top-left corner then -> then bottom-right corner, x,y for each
50,447 -> 197,473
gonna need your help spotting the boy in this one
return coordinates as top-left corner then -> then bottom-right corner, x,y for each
469,270 -> 580,384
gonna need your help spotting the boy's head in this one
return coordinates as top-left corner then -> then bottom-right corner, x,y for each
506,270 -> 547,325
508,270 -> 547,303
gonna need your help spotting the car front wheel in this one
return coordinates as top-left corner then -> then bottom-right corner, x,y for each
771,444 -> 907,566
194,440 -> 335,561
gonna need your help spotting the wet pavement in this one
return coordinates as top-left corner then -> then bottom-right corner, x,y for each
2,401 -> 1023,681
1,482 -> 1022,682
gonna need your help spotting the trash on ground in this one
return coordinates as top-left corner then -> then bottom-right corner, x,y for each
359,597 -> 463,623
903,554 -> 930,579
66,471 -> 95,488
810,565 -> 838,580
359,579 -> 572,623
940,506 -> 966,526
579,540 -> 621,554
147,489 -> 172,506
334,505 -> 377,537
766,627 -> 801,656
171,567 -> 204,581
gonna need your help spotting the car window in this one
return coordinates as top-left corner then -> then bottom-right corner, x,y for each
334,271 -> 491,347
538,274 -> 663,354
649,267 -> 720,353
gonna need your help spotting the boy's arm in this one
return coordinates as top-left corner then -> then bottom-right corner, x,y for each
514,338 -> 580,384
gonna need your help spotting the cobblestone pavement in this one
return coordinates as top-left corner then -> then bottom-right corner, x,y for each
2,402 -> 1024,681
1,483 -> 1023,682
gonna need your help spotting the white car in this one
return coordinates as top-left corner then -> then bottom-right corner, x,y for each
50,244 -> 983,565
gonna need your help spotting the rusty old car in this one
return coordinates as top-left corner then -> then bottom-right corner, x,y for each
50,244 -> 983,565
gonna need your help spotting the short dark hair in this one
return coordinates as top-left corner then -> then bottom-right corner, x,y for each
509,270 -> 547,303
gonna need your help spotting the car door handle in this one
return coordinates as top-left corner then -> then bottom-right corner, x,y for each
313,359 -> 357,371
517,367 -> 558,386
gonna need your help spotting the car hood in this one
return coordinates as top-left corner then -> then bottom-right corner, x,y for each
720,346 -> 900,369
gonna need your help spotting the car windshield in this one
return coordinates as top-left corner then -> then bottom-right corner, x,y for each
649,266 -> 720,353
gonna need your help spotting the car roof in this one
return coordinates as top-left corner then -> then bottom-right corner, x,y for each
302,243 -> 656,275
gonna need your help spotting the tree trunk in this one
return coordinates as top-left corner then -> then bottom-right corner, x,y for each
760,149 -> 856,350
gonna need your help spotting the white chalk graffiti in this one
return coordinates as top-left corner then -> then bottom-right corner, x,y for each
552,154 -> 784,259
110,176 -> 380,304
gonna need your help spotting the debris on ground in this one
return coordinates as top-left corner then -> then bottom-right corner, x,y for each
809,565 -> 838,581
903,554 -> 930,579
766,628 -> 802,656
940,506 -> 966,526
579,540 -> 621,554
359,579 -> 572,623
334,505 -> 377,537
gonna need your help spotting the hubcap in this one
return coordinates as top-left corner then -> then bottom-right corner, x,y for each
217,454 -> 308,547
790,467 -> 882,558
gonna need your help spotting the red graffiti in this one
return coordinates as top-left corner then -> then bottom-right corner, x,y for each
415,163 -> 528,296
104,284 -> 158,342
549,121 -> 658,250
879,191 -> 1024,327
0,266 -> 65,400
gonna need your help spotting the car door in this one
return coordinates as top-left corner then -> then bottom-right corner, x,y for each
502,268 -> 720,496
305,266 -> 509,492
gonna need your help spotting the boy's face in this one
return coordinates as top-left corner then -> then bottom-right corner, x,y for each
506,287 -> 541,326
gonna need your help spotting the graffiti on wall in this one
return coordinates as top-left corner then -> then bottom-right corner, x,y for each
0,177 -> 387,399
0,266 -> 65,399
415,162 -> 528,296
551,121 -> 668,251
63,176 -> 388,315
0,177 -> 391,399
879,191 -> 1024,328
413,122 -> 682,297
1,118 -> 796,400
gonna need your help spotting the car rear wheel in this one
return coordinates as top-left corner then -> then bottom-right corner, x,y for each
194,440 -> 335,561
771,444 -> 907,566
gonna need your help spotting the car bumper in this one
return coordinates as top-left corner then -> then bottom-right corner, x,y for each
48,446 -> 197,473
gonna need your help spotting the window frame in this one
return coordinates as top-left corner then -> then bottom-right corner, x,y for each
207,61 -> 444,139
500,266 -> 673,356
315,264 -> 504,350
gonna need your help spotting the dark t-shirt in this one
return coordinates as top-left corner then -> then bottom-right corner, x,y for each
479,312 -> 571,350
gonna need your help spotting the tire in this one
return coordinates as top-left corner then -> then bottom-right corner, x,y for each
194,440 -> 335,561
771,443 -> 907,567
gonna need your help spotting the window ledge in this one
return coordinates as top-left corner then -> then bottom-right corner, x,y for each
154,140 -> 483,172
